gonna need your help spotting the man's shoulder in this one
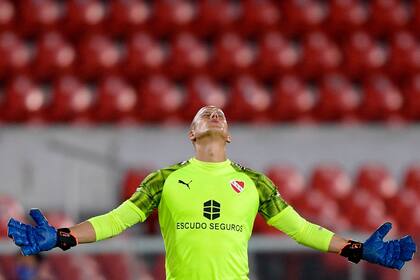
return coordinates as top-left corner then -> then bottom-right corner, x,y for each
230,161 -> 265,181
157,160 -> 192,178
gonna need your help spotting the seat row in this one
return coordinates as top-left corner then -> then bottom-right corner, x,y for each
1,0 -> 420,37
1,74 -> 420,124
1,31 -> 420,81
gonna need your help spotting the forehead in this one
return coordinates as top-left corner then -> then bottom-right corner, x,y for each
195,106 -> 225,117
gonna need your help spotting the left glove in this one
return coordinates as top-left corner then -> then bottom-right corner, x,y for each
340,222 -> 417,270
8,208 -> 77,256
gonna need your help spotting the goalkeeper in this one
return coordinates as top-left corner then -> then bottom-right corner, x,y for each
8,106 -> 417,279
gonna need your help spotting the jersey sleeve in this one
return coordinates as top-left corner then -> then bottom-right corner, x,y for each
255,174 -> 289,220
129,170 -> 165,219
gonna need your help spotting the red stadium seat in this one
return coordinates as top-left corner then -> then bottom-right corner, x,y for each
387,32 -> 420,79
256,32 -> 299,79
368,0 -> 410,36
281,0 -> 327,34
343,32 -> 387,79
64,0 -> 107,37
45,212 -> 75,228
326,0 -> 368,36
0,33 -> 32,79
94,76 -> 138,123
314,74 -> 360,122
166,33 -> 210,79
359,75 -> 403,121
271,75 -> 314,122
77,34 -> 122,79
18,0 -> 63,35
299,32 -> 342,78
226,76 -> 271,122
265,164 -> 306,204
48,75 -> 94,123
96,254 -> 153,280
345,189 -> 388,233
3,76 -> 48,123
212,33 -> 256,78
107,0 -> 151,36
184,75 -> 228,121
0,195 -> 24,238
137,75 -> 185,122
403,163 -> 420,195
47,254 -> 104,280
239,0 -> 281,36
309,164 -> 352,200
402,75 -> 420,121
412,1 -> 420,34
0,0 -> 15,32
124,32 -> 167,80
387,189 -> 420,234
33,32 -> 76,80
194,0 -> 240,36
355,163 -> 399,200
152,0 -> 196,35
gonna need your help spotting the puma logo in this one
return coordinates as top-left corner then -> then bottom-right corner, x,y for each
178,179 -> 192,189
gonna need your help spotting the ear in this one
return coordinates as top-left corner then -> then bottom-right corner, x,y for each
226,134 -> 232,143
188,129 -> 196,141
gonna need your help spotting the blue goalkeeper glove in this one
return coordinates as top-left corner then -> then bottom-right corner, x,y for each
362,222 -> 416,269
340,222 -> 417,270
7,208 -> 77,256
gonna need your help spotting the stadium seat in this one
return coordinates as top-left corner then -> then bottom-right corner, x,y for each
355,163 -> 399,200
239,0 -> 281,36
402,75 -> 420,121
343,32 -> 387,79
47,254 -> 104,280
0,195 -> 24,238
48,75 -> 94,123
387,32 -> 420,79
96,253 -> 154,280
194,0 -> 240,36
124,32 -> 167,81
0,32 -> 32,79
166,33 -> 210,79
265,164 -> 306,204
18,0 -> 63,36
3,76 -> 47,123
137,75 -> 185,122
212,33 -> 256,79
403,163 -> 420,195
314,74 -> 360,122
326,0 -> 368,36
256,32 -> 299,79
184,75 -> 228,121
281,0 -> 327,34
77,34 -> 122,79
94,76 -> 138,123
271,75 -> 314,122
64,0 -> 107,37
412,1 -> 420,34
359,75 -> 403,121
107,0 -> 151,36
309,164 -> 352,201
368,0 -> 410,36
0,0 -> 15,32
33,32 -> 76,80
387,189 -> 420,234
299,32 -> 342,78
225,75 -> 271,122
152,0 -> 196,35
344,189 -> 388,233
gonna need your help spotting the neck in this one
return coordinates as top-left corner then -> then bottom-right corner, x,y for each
194,136 -> 227,163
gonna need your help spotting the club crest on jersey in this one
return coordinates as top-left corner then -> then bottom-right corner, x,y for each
230,180 -> 245,193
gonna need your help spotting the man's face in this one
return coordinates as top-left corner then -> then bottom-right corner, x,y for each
189,106 -> 231,143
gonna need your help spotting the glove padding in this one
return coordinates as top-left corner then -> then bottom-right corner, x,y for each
363,222 -> 417,270
7,208 -> 57,256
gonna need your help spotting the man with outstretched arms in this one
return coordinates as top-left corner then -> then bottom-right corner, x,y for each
7,106 -> 417,279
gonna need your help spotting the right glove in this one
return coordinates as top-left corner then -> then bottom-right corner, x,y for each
7,208 -> 77,256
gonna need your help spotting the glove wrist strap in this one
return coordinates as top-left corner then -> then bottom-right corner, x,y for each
56,228 -> 78,251
339,240 -> 363,264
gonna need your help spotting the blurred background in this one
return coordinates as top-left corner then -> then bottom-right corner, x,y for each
0,0 -> 419,279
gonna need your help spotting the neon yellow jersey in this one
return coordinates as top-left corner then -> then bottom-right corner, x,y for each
129,158 -> 288,280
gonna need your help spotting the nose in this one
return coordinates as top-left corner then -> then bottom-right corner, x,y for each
209,111 -> 219,120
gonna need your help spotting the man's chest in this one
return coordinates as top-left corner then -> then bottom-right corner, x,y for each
159,170 -> 259,222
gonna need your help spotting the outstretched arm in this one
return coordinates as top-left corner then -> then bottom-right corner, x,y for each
68,221 -> 96,244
